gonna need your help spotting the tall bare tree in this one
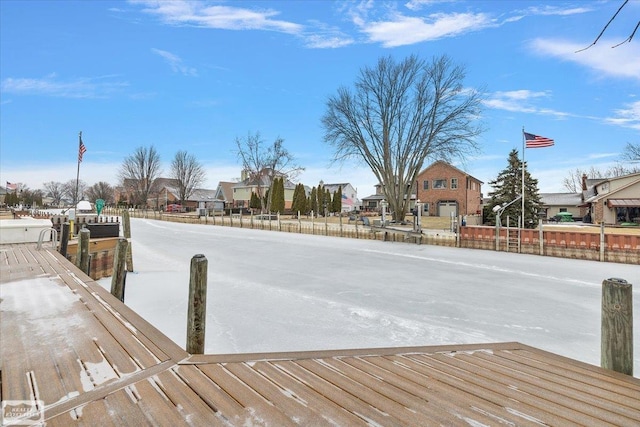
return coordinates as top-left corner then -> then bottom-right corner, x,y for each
322,54 -> 483,222
86,181 -> 115,204
170,150 -> 206,204
235,132 -> 304,213
42,181 -> 65,206
621,142 -> 640,162
118,146 -> 161,207
63,179 -> 87,205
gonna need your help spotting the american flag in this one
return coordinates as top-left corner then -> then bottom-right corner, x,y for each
78,139 -> 87,162
6,181 -> 17,191
524,132 -> 554,148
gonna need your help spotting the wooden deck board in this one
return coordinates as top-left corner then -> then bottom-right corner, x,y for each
2,243 -> 639,426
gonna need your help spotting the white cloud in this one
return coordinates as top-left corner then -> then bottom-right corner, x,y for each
404,0 -> 453,11
484,90 -> 571,119
131,0 -> 302,34
357,12 -> 495,47
0,74 -> 128,98
605,100 -> 640,130
151,48 -> 197,76
529,38 -> 640,81
523,6 -> 593,16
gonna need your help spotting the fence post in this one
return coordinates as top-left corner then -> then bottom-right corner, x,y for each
110,238 -> 128,302
600,222 -> 605,262
539,219 -> 544,256
601,277 -> 633,376
123,210 -> 134,272
59,222 -> 70,258
187,254 -> 208,354
77,228 -> 90,276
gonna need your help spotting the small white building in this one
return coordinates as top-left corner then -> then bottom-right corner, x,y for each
322,183 -> 361,212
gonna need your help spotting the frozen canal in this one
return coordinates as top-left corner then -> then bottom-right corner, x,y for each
99,218 -> 639,372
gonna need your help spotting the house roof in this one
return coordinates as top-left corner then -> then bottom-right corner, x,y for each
540,193 -> 582,206
215,181 -> 236,201
418,160 -> 484,184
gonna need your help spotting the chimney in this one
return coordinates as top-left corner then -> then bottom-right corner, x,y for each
581,173 -> 588,191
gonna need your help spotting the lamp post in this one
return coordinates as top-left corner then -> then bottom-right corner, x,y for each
380,199 -> 388,227
415,199 -> 422,233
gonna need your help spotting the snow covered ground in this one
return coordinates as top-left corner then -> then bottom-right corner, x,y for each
98,218 -> 639,372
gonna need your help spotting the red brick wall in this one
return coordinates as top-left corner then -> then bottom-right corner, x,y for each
416,162 -> 482,216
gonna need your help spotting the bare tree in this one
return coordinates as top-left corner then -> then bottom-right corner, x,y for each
170,150 -> 206,204
576,0 -> 638,52
63,179 -> 87,205
235,132 -> 304,212
118,146 -> 161,207
562,167 -> 603,192
322,54 -> 483,222
563,162 -> 639,192
42,181 -> 65,206
86,181 -> 115,204
621,142 -> 640,162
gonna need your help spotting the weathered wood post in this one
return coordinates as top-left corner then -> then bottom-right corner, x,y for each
187,254 -> 208,354
110,238 -> 128,302
601,277 -> 633,375
339,213 -> 343,237
77,228 -> 90,276
122,210 -> 134,272
59,222 -> 70,258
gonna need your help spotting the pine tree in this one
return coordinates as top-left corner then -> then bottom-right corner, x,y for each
310,187 -> 318,215
271,177 -> 285,214
249,192 -> 261,210
332,185 -> 342,213
486,149 -> 542,228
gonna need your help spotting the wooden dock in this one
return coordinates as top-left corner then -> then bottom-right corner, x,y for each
2,243 -> 639,426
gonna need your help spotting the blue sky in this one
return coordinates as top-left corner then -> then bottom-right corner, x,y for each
1,0 -> 639,197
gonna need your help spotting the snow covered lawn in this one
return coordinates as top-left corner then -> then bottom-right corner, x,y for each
98,218 -> 639,372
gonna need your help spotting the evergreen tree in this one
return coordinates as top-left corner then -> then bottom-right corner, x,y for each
249,192 -> 261,210
310,187 -> 318,214
486,149 -> 542,228
332,186 -> 342,213
271,177 -> 285,214
292,183 -> 306,216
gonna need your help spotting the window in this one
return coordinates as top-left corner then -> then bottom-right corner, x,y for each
451,178 -> 458,189
423,203 -> 429,212
423,180 -> 429,190
433,179 -> 447,189
559,208 -> 567,212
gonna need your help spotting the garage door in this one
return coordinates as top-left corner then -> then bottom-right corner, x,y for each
438,201 -> 457,217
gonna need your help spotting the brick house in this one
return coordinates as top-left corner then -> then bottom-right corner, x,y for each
415,161 -> 483,218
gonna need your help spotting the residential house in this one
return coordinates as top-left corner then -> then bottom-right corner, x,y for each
539,193 -> 583,220
321,182 -> 361,213
361,184 -> 396,212
416,161 -> 483,218
232,169 -> 297,210
213,181 -> 236,210
580,172 -> 640,224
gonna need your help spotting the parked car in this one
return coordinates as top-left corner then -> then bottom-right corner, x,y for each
166,204 -> 183,213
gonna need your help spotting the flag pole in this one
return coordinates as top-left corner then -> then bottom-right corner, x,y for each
74,131 -> 82,209
521,126 -> 525,229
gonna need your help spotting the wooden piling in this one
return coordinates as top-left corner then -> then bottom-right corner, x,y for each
601,277 -> 633,376
123,210 -> 134,272
110,238 -> 129,302
77,228 -> 90,275
59,222 -> 70,258
187,254 -> 208,354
